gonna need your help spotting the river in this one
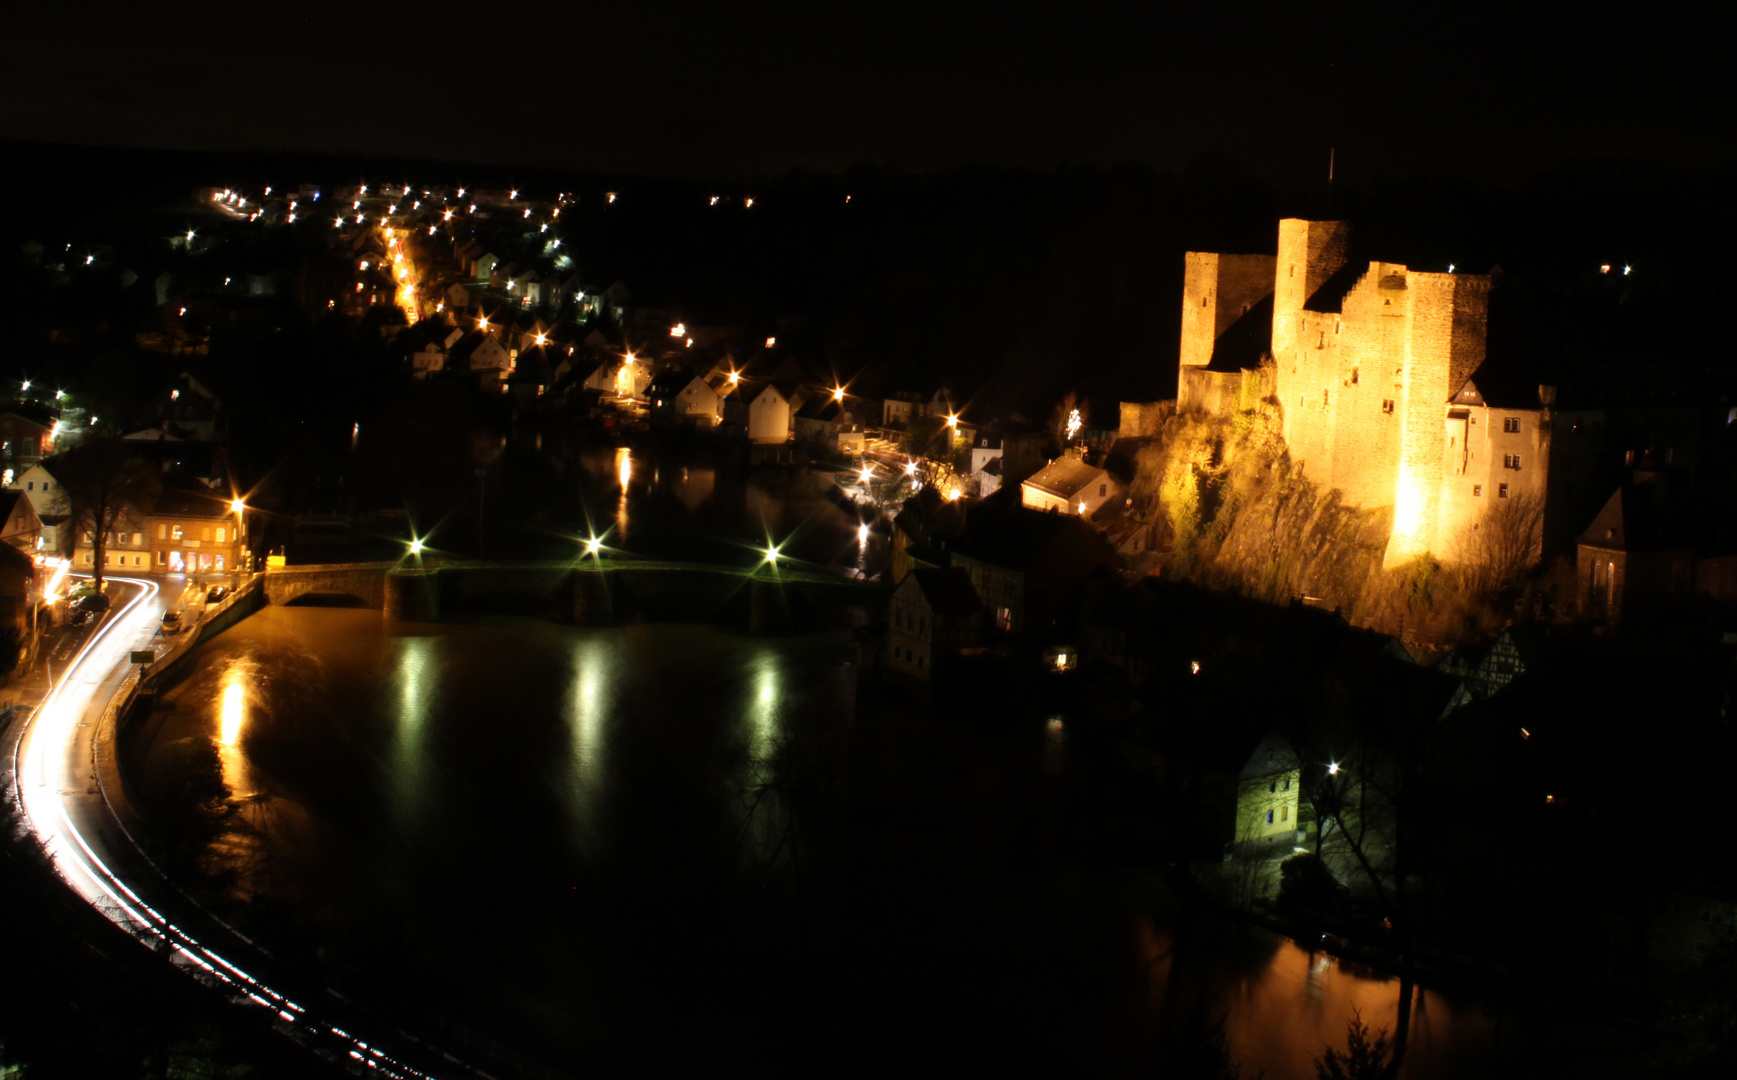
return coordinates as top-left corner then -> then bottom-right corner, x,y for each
129,606 -> 1520,1077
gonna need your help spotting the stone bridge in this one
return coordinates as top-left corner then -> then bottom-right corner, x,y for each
263,562 -> 395,607
263,559 -> 879,630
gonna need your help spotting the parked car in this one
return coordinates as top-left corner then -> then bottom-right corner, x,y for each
161,611 -> 184,634
205,586 -> 229,604
69,608 -> 95,628
73,592 -> 113,613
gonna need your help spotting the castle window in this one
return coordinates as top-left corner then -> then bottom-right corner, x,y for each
1473,484 -> 1482,496
1503,417 -> 1521,433
1335,321 -> 1341,335
1504,454 -> 1522,470
1499,483 -> 1510,498
1318,332 -> 1325,349
1203,297 -> 1209,307
1381,399 -> 1394,414
1351,367 -> 1359,384
1323,389 -> 1330,407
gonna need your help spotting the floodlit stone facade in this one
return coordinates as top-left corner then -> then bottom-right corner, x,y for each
1178,219 -> 1550,569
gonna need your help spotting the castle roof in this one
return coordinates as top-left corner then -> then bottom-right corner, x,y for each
1578,480 -> 1695,553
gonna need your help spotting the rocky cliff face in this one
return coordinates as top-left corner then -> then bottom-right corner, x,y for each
1126,387 -> 1497,645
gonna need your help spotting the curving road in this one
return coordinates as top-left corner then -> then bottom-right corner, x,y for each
9,576 -> 497,1079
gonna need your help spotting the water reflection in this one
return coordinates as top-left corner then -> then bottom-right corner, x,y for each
217,659 -> 252,798
141,610 -> 1511,1077
614,447 -> 632,539
567,633 -> 612,824
748,655 -> 781,763
387,635 -> 436,824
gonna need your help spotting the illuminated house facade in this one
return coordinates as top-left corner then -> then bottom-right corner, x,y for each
1178,220 -> 1550,569
1235,732 -> 1302,843
149,485 -> 245,574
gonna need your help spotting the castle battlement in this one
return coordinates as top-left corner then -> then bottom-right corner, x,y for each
1178,220 -> 1546,570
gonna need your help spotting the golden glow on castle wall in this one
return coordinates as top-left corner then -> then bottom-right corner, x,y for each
1178,219 -> 1549,570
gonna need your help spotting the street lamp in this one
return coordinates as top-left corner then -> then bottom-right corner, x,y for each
585,536 -> 602,556
229,498 -> 245,514
409,539 -> 424,556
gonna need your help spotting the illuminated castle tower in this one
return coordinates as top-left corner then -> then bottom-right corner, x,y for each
1178,219 -> 1548,570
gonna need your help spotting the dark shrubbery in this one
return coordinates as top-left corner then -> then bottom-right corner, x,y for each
1278,853 -> 1349,921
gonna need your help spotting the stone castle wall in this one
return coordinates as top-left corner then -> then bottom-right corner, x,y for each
1185,218 -> 1546,570
1179,252 -> 1277,371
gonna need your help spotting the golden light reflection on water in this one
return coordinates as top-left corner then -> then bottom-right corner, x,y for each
216,661 -> 252,797
614,447 -> 633,538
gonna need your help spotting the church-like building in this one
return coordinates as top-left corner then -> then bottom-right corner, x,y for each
1176,219 -> 1551,568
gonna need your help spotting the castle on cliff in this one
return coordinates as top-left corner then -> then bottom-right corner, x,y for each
1175,219 -> 1551,569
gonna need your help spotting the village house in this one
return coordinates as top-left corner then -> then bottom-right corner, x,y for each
1021,456 -> 1119,519
793,397 -> 858,448
6,463 -> 70,555
650,370 -> 723,428
1576,475 -> 1696,627
0,411 -> 56,474
448,331 -> 515,387
947,498 -> 1121,639
0,490 -> 43,553
74,506 -> 151,572
748,384 -> 795,445
149,483 -> 246,575
886,567 -> 984,681
1235,731 -> 1304,845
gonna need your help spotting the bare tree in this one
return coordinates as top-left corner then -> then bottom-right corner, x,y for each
47,439 -> 161,591
1455,489 -> 1544,597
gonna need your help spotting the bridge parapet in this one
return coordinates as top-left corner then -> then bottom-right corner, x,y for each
263,562 -> 395,608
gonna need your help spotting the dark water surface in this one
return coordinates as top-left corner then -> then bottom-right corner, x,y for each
135,607 -> 1520,1077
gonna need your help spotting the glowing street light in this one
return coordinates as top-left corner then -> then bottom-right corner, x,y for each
727,370 -> 740,385
946,413 -> 958,429
904,460 -> 917,476
229,498 -> 245,514
1327,762 -> 1340,776
832,386 -> 846,402
858,464 -> 874,483
585,536 -> 602,556
764,545 -> 780,564
409,538 -> 424,555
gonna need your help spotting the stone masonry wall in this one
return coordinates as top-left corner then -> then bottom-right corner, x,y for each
1179,252 -> 1277,372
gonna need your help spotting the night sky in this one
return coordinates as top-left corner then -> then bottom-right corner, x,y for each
4,1 -> 1728,185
